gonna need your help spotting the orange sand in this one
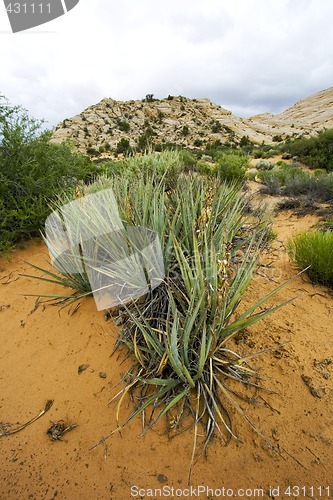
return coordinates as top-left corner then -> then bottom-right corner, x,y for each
1,212 -> 332,499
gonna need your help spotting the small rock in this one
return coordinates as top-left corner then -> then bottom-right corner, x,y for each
78,364 -> 90,374
157,474 -> 168,483
99,372 -> 107,379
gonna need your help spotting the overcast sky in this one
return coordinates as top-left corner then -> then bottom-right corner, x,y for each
1,0 -> 333,129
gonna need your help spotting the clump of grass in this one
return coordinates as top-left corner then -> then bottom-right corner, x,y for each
288,231 -> 333,287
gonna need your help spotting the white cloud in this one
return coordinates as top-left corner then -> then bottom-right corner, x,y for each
0,0 -> 332,126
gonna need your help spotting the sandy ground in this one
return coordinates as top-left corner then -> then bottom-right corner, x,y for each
1,211 -> 332,500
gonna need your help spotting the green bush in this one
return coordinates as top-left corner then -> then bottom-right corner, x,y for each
216,153 -> 248,183
0,95 -> 95,252
282,129 -> 333,171
116,119 -> 130,132
211,120 -> 222,133
116,138 -> 132,155
288,231 -> 333,287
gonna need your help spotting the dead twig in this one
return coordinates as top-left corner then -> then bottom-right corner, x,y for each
0,400 -> 54,437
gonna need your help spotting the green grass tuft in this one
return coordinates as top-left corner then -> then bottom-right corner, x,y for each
288,231 -> 333,287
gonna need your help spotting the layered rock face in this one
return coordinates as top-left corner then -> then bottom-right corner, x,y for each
51,87 -> 333,155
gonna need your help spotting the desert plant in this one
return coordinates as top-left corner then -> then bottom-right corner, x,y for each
288,231 -> 333,287
116,119 -> 130,132
256,160 -> 275,171
116,138 -> 132,156
0,95 -> 95,253
282,129 -> 333,171
216,153 -> 248,183
25,153 -> 296,475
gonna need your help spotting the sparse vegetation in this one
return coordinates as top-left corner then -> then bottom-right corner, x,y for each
288,231 -> 333,287
282,129 -> 333,171
257,164 -> 333,202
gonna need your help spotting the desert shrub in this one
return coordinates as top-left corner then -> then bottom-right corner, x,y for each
181,125 -> 189,136
193,138 -> 203,147
288,231 -> 333,287
0,96 -> 95,252
276,198 -> 302,211
282,129 -> 333,171
216,152 -> 248,183
256,160 -> 275,171
284,171 -> 333,201
239,135 -> 252,148
116,119 -> 130,132
86,146 -> 99,156
257,163 -> 333,201
318,219 -> 333,232
116,138 -> 132,155
211,120 -> 222,133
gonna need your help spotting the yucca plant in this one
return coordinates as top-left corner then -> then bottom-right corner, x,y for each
88,170 -> 297,478
21,151 -> 296,475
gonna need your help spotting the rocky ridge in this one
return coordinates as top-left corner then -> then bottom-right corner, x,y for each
51,87 -> 333,156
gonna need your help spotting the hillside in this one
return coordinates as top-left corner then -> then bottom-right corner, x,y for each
51,87 -> 333,156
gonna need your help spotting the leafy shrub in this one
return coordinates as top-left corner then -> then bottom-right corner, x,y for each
86,146 -> 99,156
116,119 -> 130,132
282,129 -> 333,171
179,149 -> 198,171
116,138 -> 132,155
0,96 -> 95,252
211,120 -> 222,133
216,153 -> 248,183
288,231 -> 333,287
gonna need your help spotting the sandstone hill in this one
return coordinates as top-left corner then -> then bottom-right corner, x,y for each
51,87 -> 333,156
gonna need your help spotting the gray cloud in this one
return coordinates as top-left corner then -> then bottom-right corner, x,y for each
1,0 -> 332,126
